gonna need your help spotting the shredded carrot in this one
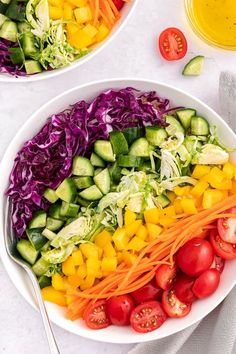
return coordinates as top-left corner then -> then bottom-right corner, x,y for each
106,0 -> 120,17
67,194 -> 236,320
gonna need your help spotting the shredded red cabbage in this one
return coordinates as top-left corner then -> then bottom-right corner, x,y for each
0,39 -> 27,77
7,87 -> 171,236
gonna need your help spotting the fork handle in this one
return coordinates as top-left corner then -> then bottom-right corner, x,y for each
26,268 -> 60,354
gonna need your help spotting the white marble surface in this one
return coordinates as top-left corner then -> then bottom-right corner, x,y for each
1,0 -> 236,353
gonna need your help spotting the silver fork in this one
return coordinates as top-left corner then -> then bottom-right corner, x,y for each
4,198 -> 60,354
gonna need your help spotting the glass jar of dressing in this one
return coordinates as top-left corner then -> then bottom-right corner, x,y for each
185,0 -> 236,50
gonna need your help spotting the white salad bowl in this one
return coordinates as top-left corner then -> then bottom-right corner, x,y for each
0,1 -> 138,83
1,78 -> 236,343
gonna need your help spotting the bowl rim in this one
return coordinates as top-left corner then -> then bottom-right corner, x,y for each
1,78 -> 236,343
0,0 -> 138,83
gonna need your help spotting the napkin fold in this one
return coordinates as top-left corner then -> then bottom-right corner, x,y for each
128,72 -> 236,354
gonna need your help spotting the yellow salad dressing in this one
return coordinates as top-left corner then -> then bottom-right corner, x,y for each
190,0 -> 236,48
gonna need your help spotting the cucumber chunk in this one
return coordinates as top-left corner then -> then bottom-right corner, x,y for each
118,155 -> 143,168
129,138 -> 151,157
38,275 -> 51,289
43,188 -> 59,203
165,116 -> 185,136
18,21 -> 31,33
94,140 -> 115,162
48,202 -> 66,220
109,131 -> 129,155
90,152 -> 105,167
16,239 -> 39,265
123,127 -> 144,145
32,257 -> 50,276
72,156 -> 94,176
56,178 -> 76,203
73,176 -> 93,189
26,228 -> 48,251
79,185 -> 103,200
24,60 -> 42,75
42,228 -> 57,241
60,201 -> 80,217
0,14 -> 7,27
182,56 -> 205,76
46,217 -> 64,231
94,168 -> 103,176
0,20 -> 17,41
176,109 -> 196,129
156,194 -> 170,208
94,168 -> 110,195
28,210 -> 47,229
76,196 -> 91,207
109,162 -> 122,184
145,126 -> 168,146
9,47 -> 24,65
20,32 -> 37,57
191,116 -> 209,136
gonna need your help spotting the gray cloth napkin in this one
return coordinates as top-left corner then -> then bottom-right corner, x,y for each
129,72 -> 236,354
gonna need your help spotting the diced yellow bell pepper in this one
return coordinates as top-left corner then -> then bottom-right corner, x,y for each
230,180 -> 236,195
68,29 -> 94,49
41,286 -> 66,306
136,225 -> 148,240
76,263 -> 87,279
180,198 -> 197,214
83,24 -> 98,38
223,162 -> 235,179
97,247 -> 103,260
195,196 -> 203,209
125,220 -> 142,238
191,165 -> 211,179
66,293 -> 77,305
96,23 -> 110,42
67,275 -> 82,288
63,3 -> 73,20
49,6 -> 63,20
117,252 -> 123,264
124,209 -> 136,226
202,189 -> 224,209
174,185 -> 191,197
101,257 -> 117,274
161,206 -> 176,217
74,6 -> 92,24
86,258 -> 100,277
122,251 -> 137,266
80,243 -> 98,259
126,236 -> 147,252
80,275 -> 95,290
210,179 -> 232,190
173,198 -> 184,214
72,249 -> 84,266
62,256 -> 76,276
159,216 -> 175,228
146,223 -> 163,241
66,22 -> 80,37
221,190 -> 229,199
191,181 -> 209,198
52,273 -> 66,291
94,230 -> 112,248
167,191 -> 176,203
112,227 -> 129,250
103,242 -> 116,257
68,0 -> 87,7
208,167 -> 225,188
144,207 -> 159,224
49,0 -> 63,7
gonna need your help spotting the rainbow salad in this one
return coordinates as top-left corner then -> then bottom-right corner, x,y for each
0,0 -> 127,76
7,88 -> 236,333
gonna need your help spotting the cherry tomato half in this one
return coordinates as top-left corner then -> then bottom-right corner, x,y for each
176,237 -> 214,277
217,207 -> 236,244
106,295 -> 135,326
210,230 -> 236,260
158,27 -> 187,61
130,301 -> 167,333
83,300 -> 110,329
162,290 -> 191,318
192,269 -> 220,299
210,255 -> 225,274
155,264 -> 177,290
130,279 -> 162,305
173,274 -> 196,304
112,0 -> 124,10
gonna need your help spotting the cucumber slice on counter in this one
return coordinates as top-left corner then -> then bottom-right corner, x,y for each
182,56 -> 205,76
